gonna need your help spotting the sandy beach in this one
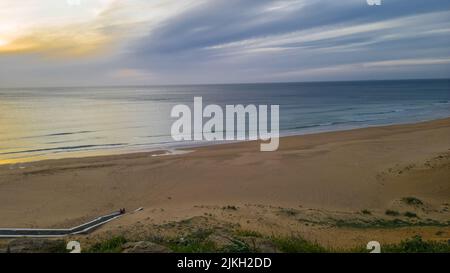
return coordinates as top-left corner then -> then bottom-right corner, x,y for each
0,118 -> 449,248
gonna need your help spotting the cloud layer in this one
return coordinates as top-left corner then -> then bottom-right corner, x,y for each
1,0 -> 449,86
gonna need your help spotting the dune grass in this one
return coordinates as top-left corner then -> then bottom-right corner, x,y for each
383,236 -> 450,253
21,232 -> 449,253
86,236 -> 127,253
271,236 -> 327,253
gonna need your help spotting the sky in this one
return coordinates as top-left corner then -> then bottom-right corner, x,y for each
0,0 -> 449,87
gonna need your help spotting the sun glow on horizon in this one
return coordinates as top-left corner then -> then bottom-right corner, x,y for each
0,0 -> 200,58
0,0 -> 121,56
0,39 -> 9,47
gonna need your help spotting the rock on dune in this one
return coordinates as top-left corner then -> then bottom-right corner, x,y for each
1,239 -> 66,253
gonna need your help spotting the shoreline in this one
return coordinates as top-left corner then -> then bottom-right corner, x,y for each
0,117 -> 449,248
2,116 -> 450,167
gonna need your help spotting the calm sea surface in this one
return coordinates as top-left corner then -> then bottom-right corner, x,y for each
1,79 -> 449,164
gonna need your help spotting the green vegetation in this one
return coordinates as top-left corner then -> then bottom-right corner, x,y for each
383,236 -> 450,253
167,238 -> 216,253
164,228 -> 254,253
335,218 -> 406,228
269,235 -> 449,253
166,229 -> 216,253
222,205 -> 238,211
402,197 -> 423,206
234,229 -> 263,238
361,209 -> 372,215
90,234 -> 447,253
271,236 -> 326,253
404,211 -> 418,218
278,208 -> 299,216
334,218 -> 447,229
86,236 -> 127,253
220,239 -> 251,253
167,230 -> 341,253
9,232 -> 449,253
385,209 -> 400,216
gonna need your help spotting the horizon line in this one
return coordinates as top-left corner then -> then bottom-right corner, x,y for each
1,77 -> 449,90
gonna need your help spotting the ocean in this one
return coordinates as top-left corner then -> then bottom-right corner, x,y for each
0,79 -> 449,164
